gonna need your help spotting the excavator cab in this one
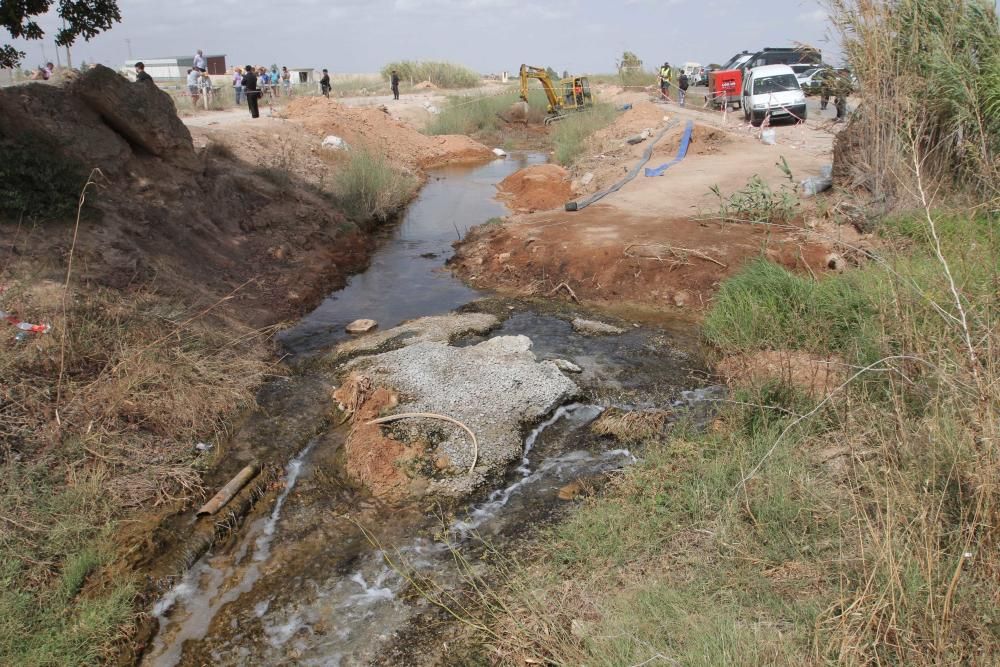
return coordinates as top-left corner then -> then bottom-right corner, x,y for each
560,76 -> 591,111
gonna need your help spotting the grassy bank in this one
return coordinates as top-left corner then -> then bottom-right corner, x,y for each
0,284 -> 269,664
424,89 -> 545,136
551,103 -> 617,165
332,149 -> 419,223
457,208 -> 997,664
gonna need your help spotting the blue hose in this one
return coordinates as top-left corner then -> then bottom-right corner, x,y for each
644,120 -> 694,177
564,120 -> 679,212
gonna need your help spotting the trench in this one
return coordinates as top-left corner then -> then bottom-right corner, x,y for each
142,153 -> 718,666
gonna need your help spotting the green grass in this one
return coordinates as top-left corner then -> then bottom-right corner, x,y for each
424,89 -> 545,136
703,258 -> 882,360
333,149 -> 418,222
551,103 -> 618,165
381,60 -> 481,89
462,211 -> 999,665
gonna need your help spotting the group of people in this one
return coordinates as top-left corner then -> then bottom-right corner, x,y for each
658,62 -> 690,107
232,65 -> 294,105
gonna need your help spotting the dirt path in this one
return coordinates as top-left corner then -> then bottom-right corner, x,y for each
453,86 -> 865,313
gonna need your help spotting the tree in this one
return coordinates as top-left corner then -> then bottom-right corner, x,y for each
1,0 -> 121,69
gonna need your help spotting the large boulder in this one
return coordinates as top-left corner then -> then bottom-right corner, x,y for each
72,65 -> 195,167
0,82 -> 132,173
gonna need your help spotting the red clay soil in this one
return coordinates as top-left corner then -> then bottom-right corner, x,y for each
450,204 -> 835,311
496,164 -> 572,212
281,97 -> 493,170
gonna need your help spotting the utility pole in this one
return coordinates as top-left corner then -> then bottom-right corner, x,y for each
62,18 -> 72,69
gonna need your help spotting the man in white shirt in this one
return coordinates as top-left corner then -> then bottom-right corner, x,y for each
193,50 -> 207,73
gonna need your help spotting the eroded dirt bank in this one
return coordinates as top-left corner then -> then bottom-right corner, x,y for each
453,97 -> 868,312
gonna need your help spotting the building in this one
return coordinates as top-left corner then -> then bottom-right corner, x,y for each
287,68 -> 315,84
123,54 -> 227,81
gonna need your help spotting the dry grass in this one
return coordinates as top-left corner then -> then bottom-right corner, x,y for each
590,408 -> 670,444
0,277 -> 271,664
828,0 -> 1000,206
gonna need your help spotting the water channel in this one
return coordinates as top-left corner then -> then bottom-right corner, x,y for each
142,153 -> 715,666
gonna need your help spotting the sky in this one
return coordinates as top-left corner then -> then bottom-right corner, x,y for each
5,0 -> 837,73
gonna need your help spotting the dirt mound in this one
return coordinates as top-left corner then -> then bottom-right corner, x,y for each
281,97 -> 492,169
412,80 -> 438,90
593,101 -> 667,145
1,67 -> 373,327
497,164 -> 572,212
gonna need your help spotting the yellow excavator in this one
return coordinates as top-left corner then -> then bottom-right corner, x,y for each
513,64 -> 593,124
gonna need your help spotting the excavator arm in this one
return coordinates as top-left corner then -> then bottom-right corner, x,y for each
519,64 -> 562,114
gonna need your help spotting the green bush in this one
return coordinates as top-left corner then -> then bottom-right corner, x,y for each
334,150 -> 418,222
551,103 -> 618,165
703,259 -> 881,360
0,133 -> 88,222
381,61 -> 480,89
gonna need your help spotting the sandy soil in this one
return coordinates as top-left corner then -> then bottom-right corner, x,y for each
453,85 -> 863,312
497,164 -> 572,212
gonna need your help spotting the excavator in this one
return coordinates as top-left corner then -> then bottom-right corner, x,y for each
511,64 -> 592,124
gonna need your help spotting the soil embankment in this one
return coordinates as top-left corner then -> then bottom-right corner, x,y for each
455,97 -> 862,312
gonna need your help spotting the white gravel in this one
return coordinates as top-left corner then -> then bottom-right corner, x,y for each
344,334 -> 578,497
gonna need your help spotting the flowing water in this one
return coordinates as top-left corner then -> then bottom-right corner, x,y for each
143,154 -> 717,666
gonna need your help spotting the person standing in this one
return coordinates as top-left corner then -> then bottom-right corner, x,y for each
390,69 -> 400,100
320,69 -> 331,98
186,67 -> 202,107
658,62 -> 672,102
833,69 -> 851,122
134,62 -> 154,84
678,71 -> 689,107
243,65 -> 259,118
819,69 -> 831,111
281,66 -> 291,96
193,49 -> 207,73
233,67 -> 244,104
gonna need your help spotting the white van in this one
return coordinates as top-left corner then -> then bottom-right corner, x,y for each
741,64 -> 807,126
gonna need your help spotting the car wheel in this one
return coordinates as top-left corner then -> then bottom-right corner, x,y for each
750,112 -> 763,127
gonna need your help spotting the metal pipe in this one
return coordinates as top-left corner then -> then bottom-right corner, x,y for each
196,462 -> 261,516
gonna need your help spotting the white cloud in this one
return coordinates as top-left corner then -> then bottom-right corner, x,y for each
798,8 -> 827,22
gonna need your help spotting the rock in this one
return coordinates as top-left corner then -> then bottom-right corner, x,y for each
825,253 -> 845,271
71,65 -> 195,167
345,318 -> 378,334
626,133 -> 647,145
550,359 -> 583,373
571,317 -> 625,336
579,172 -> 594,186
495,252 -> 511,263
492,148 -> 507,157
341,333 -> 578,498
672,290 -> 691,307
329,312 -> 499,362
322,135 -> 349,150
434,455 -> 452,471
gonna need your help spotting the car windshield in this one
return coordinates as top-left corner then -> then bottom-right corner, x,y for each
753,74 -> 799,94
799,68 -> 819,78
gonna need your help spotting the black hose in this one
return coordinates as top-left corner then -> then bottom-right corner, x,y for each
564,119 -> 679,212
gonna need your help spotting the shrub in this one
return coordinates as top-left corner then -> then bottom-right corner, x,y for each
829,0 -> 1000,204
381,61 -> 480,89
333,150 -> 418,222
0,132 -> 88,222
551,103 -> 617,165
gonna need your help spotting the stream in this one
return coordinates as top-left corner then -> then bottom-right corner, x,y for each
142,153 -> 716,666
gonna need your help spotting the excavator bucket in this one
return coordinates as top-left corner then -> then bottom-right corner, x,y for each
505,100 -> 530,123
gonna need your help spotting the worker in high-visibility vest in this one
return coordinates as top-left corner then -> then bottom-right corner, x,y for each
658,62 -> 673,101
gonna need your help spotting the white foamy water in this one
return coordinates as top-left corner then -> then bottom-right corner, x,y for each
143,441 -> 317,667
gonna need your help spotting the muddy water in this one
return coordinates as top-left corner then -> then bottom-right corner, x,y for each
279,152 -> 547,354
144,155 -> 715,666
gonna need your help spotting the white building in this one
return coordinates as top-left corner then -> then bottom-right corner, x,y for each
122,54 -> 227,81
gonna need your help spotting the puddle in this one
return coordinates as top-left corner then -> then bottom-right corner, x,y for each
279,153 -> 547,354
143,154 -> 717,665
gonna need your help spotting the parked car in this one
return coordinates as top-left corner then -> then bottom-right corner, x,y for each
741,64 -> 807,126
798,67 -> 831,95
